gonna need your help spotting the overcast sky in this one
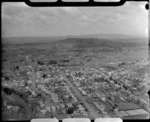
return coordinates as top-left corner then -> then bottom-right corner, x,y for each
1,1 -> 148,37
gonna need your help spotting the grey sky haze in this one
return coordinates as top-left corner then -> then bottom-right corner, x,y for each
1,1 -> 148,37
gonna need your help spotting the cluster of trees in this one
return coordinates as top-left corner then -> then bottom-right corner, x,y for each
65,103 -> 78,114
61,60 -> 69,63
2,87 -> 17,95
37,61 -> 44,65
118,62 -> 126,67
48,60 -> 57,65
74,72 -> 83,77
2,87 -> 29,102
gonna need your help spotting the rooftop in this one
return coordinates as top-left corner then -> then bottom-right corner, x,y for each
118,102 -> 141,111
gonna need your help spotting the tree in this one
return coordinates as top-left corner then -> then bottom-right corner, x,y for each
37,61 -> 44,65
148,90 -> 150,98
109,76 -> 113,81
66,107 -> 74,114
42,74 -> 47,79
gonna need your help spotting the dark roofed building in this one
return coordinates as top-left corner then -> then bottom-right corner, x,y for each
122,114 -> 149,119
115,102 -> 149,119
122,109 -> 149,119
118,102 -> 141,111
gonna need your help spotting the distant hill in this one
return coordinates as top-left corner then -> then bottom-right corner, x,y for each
2,36 -> 62,44
55,37 -> 147,50
2,34 -> 148,46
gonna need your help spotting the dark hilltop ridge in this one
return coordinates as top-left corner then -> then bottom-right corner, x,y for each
56,37 -> 146,49
2,34 -> 148,45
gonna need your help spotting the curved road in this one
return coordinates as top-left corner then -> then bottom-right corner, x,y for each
2,92 -> 34,120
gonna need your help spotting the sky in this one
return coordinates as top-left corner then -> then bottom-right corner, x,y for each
1,1 -> 148,37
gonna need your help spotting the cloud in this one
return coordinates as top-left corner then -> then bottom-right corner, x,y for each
2,2 -> 56,25
2,4 -> 33,24
59,7 -> 81,16
138,2 -> 148,15
80,15 -> 89,21
2,1 -> 148,37
14,2 -> 29,7
2,3 -> 83,30
2,2 -> 29,8
2,2 -> 31,20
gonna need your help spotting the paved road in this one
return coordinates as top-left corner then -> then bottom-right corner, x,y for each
60,72 -> 100,119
